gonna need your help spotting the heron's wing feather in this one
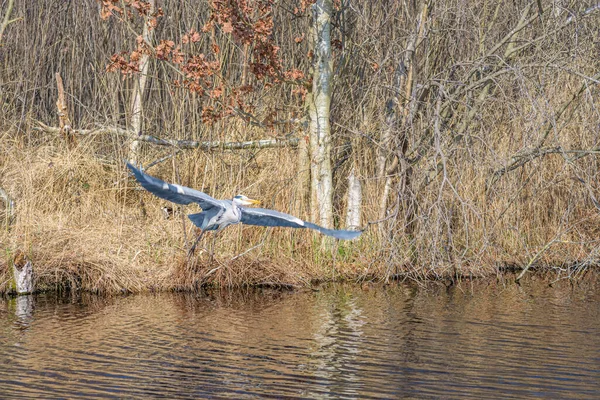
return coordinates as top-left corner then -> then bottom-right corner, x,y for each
187,208 -> 222,231
240,207 -> 306,228
127,163 -> 222,210
187,212 -> 206,227
303,221 -> 363,240
240,207 -> 362,240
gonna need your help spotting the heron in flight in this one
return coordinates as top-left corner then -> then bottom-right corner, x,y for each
127,163 -> 362,254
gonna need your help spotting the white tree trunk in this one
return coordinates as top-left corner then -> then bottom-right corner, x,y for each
345,169 -> 362,230
129,0 -> 155,165
308,0 -> 334,229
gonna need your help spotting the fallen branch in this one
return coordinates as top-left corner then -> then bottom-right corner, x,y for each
33,120 -> 299,151
136,134 -> 299,151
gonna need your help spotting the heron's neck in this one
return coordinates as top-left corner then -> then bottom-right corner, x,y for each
231,200 -> 241,218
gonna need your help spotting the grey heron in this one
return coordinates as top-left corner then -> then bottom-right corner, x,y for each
127,163 -> 362,253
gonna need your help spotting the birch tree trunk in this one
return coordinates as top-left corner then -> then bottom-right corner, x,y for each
308,0 -> 334,230
345,169 -> 362,230
128,0 -> 155,165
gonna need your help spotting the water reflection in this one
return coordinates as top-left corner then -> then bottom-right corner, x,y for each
10,295 -> 35,329
1,277 -> 599,398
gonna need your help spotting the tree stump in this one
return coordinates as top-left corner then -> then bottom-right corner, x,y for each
12,251 -> 34,295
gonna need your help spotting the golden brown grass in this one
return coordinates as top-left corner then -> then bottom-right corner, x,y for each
2,1 -> 600,293
2,121 -> 598,294
4,91 -> 600,293
0,135 -> 386,293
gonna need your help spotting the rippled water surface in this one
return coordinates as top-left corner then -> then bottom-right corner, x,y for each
2,277 -> 600,398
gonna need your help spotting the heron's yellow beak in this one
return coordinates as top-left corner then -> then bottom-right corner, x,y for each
248,198 -> 261,205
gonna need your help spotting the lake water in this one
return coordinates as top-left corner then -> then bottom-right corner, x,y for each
1,276 -> 599,398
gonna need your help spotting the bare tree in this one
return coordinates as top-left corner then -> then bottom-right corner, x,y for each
308,0 -> 334,230
128,0 -> 155,165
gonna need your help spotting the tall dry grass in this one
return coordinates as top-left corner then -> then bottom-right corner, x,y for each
0,135 -> 373,292
1,0 -> 600,292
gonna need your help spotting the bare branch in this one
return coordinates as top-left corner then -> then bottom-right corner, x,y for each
489,146 -> 600,189
0,0 -> 18,44
488,71 -> 600,188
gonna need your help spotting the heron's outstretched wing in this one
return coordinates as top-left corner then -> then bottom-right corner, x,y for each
127,163 -> 223,210
240,207 -> 362,240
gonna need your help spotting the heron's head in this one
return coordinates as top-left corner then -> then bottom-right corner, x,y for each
233,195 -> 261,206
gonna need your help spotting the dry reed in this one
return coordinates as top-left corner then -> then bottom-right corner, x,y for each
1,0 -> 600,293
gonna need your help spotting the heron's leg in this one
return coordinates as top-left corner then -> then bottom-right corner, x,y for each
209,232 -> 218,262
187,229 -> 206,258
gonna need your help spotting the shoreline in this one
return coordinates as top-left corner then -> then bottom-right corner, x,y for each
1,260 -> 596,296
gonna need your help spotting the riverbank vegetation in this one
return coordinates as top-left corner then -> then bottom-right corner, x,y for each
1,0 -> 600,293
